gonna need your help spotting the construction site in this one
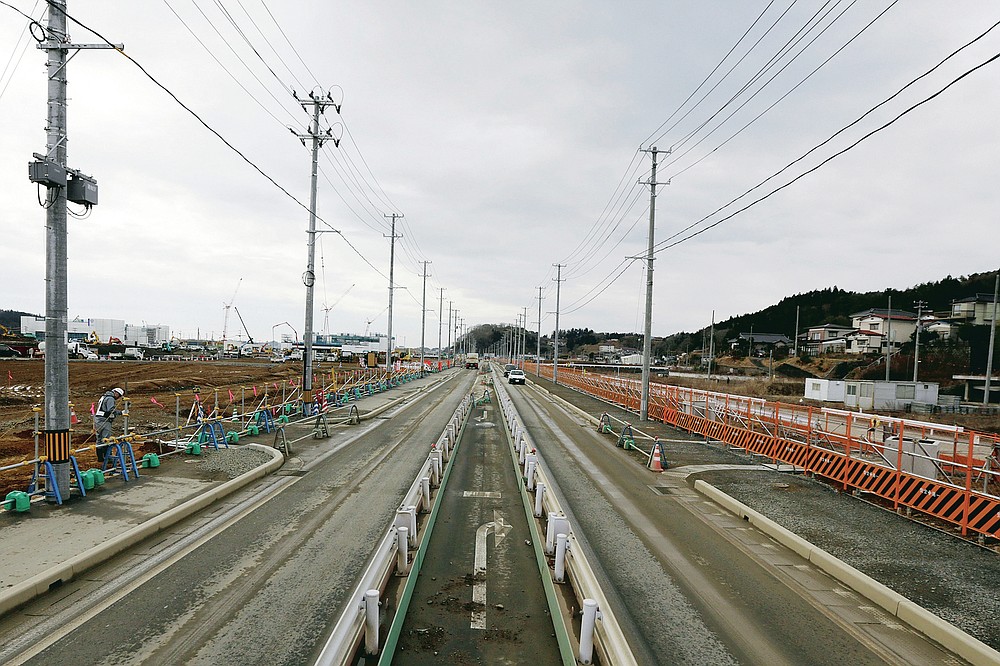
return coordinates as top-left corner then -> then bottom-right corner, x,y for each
0,357 -> 411,497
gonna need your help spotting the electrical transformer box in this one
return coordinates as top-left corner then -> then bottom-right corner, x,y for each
28,160 -> 66,187
67,176 -> 98,205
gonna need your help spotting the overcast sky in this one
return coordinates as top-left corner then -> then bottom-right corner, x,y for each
2,1 -> 998,347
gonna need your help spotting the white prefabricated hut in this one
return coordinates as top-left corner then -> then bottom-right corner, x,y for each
842,380 -> 939,411
804,379 -> 846,402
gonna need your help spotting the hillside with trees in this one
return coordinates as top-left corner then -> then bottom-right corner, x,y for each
468,269 -> 1000,387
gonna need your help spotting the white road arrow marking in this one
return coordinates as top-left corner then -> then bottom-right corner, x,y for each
493,509 -> 511,547
471,510 -> 509,630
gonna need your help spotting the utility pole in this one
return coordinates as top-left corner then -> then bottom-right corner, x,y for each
438,288 -> 445,366
984,274 -> 999,405
793,305 -> 800,358
913,299 -> 927,382
384,213 -> 403,367
553,264 -> 564,385
521,306 -> 528,368
447,301 -> 453,362
293,88 -> 340,413
639,146 -> 666,422
708,310 -> 716,380
536,287 -> 544,376
420,261 -> 431,376
30,2 -> 118,499
885,295 -> 893,382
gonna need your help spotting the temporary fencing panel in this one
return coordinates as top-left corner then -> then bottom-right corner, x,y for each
548,365 -> 1000,540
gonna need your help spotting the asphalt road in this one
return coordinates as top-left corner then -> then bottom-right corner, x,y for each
0,371 -> 476,666
505,379 -> 967,666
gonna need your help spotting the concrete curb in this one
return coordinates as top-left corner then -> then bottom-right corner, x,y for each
694,479 -> 1000,666
527,380 -> 602,427
0,443 -> 284,617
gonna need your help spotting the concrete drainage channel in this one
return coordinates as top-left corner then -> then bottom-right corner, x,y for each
314,368 -> 628,665
313,392 -> 473,666
492,370 -> 637,666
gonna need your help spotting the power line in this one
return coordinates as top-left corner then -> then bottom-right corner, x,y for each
654,46 -> 1000,256
654,16 -> 1000,254
0,0 -> 41,106
229,0 -> 309,93
645,0 -> 799,149
256,0 -> 323,89
641,0 -> 777,147
51,5 -> 391,281
162,0 -> 303,129
664,0 -> 897,182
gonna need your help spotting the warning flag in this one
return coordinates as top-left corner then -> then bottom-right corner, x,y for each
228,389 -> 235,402
252,385 -> 258,397
151,397 -> 164,407
6,370 -> 11,382
90,402 -> 96,415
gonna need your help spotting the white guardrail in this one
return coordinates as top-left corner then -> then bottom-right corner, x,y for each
491,369 -> 638,666
314,393 -> 473,666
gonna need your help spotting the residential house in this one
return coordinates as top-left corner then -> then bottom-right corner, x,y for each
949,293 -> 1000,326
845,308 -> 916,355
801,324 -> 854,355
730,332 -> 792,356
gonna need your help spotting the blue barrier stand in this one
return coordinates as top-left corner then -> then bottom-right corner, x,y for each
255,409 -> 275,434
103,440 -> 140,481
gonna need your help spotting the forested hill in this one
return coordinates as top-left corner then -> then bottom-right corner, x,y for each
660,269 -> 999,354
0,310 -> 36,332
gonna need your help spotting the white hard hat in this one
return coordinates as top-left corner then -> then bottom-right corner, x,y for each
112,387 -> 125,397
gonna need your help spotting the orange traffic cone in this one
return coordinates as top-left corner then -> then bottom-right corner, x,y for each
649,440 -> 664,472
70,405 -> 79,425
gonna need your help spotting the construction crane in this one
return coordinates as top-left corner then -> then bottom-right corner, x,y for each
234,306 -> 254,344
322,283 -> 355,336
363,306 -> 388,337
220,278 -> 242,356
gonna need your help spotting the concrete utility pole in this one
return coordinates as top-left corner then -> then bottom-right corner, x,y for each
447,301 -> 453,361
885,295 -> 893,382
553,264 -> 564,385
294,88 -> 340,413
536,286 -> 544,376
984,274 -> 999,405
438,288 -> 444,365
639,146 -> 665,422
384,213 -> 402,367
708,310 -> 716,380
31,1 -> 118,499
521,306 -> 528,368
793,305 -> 800,358
913,299 -> 927,382
420,261 -> 430,375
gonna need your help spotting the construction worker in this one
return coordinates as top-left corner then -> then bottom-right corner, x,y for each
94,387 -> 124,463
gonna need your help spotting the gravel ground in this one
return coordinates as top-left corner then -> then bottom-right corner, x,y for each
198,446 -> 276,479
695,468 -> 1000,650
